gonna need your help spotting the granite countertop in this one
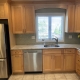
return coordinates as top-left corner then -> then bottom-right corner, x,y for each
11,44 -> 80,50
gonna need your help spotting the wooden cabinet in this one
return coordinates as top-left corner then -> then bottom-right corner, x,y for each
75,4 -> 80,32
43,49 -> 63,72
43,54 -> 52,72
64,49 -> 75,71
12,0 -> 75,2
0,4 -> 5,19
0,3 -> 8,19
11,50 -> 24,73
11,5 -> 35,34
11,5 -> 24,34
43,49 -> 76,72
76,50 -> 80,75
66,5 -> 75,32
52,53 -> 63,71
24,6 -> 35,33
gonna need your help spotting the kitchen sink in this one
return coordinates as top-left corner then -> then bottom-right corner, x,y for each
44,44 -> 60,47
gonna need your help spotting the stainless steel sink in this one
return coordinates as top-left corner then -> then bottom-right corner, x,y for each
44,44 -> 60,47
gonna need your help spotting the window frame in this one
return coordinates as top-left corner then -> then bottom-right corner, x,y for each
36,13 -> 65,42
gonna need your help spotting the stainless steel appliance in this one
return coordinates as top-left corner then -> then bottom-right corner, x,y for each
23,50 -> 42,72
0,20 -> 12,80
0,24 -> 7,78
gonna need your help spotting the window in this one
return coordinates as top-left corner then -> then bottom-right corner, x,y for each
36,12 -> 65,42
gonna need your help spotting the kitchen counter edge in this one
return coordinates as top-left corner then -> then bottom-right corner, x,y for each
11,44 -> 80,50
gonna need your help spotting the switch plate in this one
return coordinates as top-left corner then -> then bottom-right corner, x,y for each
68,35 -> 72,39
31,36 -> 35,39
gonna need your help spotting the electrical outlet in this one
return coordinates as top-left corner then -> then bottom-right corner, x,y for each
68,35 -> 72,39
31,36 -> 35,39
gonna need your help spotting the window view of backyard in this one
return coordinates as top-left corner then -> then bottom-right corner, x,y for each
37,15 -> 64,41
51,16 -> 62,39
38,17 -> 49,39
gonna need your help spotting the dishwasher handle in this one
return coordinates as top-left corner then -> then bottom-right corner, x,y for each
23,50 -> 42,54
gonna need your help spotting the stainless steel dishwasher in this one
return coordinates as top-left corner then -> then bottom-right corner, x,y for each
23,50 -> 42,72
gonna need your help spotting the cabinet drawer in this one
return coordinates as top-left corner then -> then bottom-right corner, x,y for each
43,49 -> 62,54
64,49 -> 75,53
11,50 -> 23,55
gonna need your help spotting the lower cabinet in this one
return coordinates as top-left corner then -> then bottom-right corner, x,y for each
43,54 -> 52,72
64,53 -> 75,71
52,54 -> 63,71
11,50 -> 24,74
43,54 -> 63,72
11,49 -> 76,73
43,49 -> 63,72
43,49 -> 76,72
76,50 -> 80,75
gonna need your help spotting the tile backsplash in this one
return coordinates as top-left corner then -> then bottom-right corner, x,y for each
15,33 -> 80,45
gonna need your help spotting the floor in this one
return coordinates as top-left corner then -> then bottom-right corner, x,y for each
8,73 -> 80,80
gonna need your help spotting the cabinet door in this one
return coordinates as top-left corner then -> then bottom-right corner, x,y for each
11,50 -> 24,73
64,53 -> 75,71
0,4 -> 5,19
52,54 -> 63,71
76,64 -> 80,76
11,5 -> 24,34
67,5 -> 75,32
75,4 -> 80,32
24,6 -> 35,33
43,54 -> 52,72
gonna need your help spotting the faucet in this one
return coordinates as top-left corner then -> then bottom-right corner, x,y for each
52,36 -> 59,47
42,39 -> 46,46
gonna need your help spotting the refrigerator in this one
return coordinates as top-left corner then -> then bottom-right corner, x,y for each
0,19 -> 12,80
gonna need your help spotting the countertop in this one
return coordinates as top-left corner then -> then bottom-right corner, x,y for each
11,44 -> 80,50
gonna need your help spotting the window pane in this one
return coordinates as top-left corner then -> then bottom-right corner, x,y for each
37,17 -> 49,39
51,16 -> 63,39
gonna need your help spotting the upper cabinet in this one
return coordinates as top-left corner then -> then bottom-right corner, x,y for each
11,4 -> 80,34
11,0 -> 74,2
0,4 -> 5,19
12,5 -> 24,33
24,6 -> 35,33
0,3 -> 8,19
66,5 -> 75,32
75,4 -> 80,32
11,5 -> 35,34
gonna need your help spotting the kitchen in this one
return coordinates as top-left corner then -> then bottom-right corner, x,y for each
0,0 -> 80,80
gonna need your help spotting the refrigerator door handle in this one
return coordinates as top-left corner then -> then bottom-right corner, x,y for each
0,24 -> 6,58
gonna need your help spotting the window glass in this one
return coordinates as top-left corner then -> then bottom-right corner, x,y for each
51,16 -> 63,39
37,17 -> 49,39
36,13 -> 65,42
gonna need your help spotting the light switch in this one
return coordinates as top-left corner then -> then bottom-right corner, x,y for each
31,36 -> 35,39
68,35 -> 72,39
